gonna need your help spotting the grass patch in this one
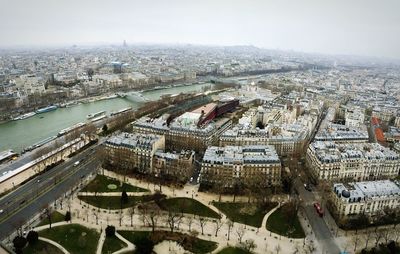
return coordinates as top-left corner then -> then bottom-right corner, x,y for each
158,197 -> 221,219
22,240 -> 64,254
40,224 -> 100,254
118,230 -> 218,254
102,235 -> 127,254
213,202 -> 277,227
217,247 -> 252,254
37,211 -> 66,227
82,174 -> 148,193
78,194 -> 165,210
266,205 -> 305,238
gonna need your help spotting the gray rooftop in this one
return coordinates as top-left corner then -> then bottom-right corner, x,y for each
333,180 -> 400,202
106,132 -> 163,150
203,145 -> 280,165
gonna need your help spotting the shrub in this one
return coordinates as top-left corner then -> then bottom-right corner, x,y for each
65,211 -> 71,221
105,225 -> 116,237
13,236 -> 27,252
26,231 -> 39,245
121,191 -> 129,204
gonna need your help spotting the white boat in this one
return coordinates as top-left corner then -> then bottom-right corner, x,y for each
91,115 -> 107,122
110,107 -> 132,116
87,110 -> 106,119
57,122 -> 86,137
13,112 -> 36,121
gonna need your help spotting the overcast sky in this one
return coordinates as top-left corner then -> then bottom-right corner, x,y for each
0,0 -> 399,58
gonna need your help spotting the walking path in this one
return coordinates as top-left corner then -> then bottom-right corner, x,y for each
38,237 -> 69,254
33,169 -> 318,254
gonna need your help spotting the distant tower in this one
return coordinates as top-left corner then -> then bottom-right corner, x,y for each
123,40 -> 127,47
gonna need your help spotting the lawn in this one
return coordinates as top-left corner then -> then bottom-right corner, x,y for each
22,240 -> 64,254
158,197 -> 221,219
266,205 -> 305,238
82,174 -> 148,193
213,201 -> 277,227
118,230 -> 218,254
78,194 -> 165,210
37,211 -> 66,227
217,247 -> 252,254
40,224 -> 100,254
102,235 -> 127,254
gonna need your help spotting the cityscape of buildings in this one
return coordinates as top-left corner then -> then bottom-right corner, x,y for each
1,37 -> 400,254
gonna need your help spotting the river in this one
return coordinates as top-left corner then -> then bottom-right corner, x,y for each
0,83 -> 212,153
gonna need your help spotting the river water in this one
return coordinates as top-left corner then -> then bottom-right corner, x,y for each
0,83 -> 212,153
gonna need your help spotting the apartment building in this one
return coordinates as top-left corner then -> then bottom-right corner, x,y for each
104,132 -> 165,173
201,145 -> 281,186
331,180 -> 400,219
152,150 -> 195,182
306,141 -> 400,181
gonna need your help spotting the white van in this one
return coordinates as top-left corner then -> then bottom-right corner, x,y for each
74,161 -> 80,167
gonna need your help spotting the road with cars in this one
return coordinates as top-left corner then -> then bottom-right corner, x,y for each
0,145 -> 100,241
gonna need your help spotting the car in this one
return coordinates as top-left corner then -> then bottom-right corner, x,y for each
313,202 -> 324,217
74,161 -> 80,167
190,177 -> 193,182
304,183 -> 312,192
0,209 -> 3,214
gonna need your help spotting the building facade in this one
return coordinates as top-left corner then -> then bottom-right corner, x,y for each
306,141 -> 400,182
152,150 -> 195,182
331,180 -> 400,219
201,145 -> 281,187
104,132 -> 165,173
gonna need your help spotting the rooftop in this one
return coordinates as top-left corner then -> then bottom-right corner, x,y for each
333,180 -> 400,202
309,141 -> 399,163
203,145 -> 280,165
105,132 -> 163,150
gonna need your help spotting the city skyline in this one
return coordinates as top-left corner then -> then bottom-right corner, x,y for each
1,0 -> 400,59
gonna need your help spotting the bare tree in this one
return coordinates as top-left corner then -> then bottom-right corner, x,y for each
382,226 -> 392,245
119,210 -> 124,226
127,207 -> 135,227
226,220 -> 234,241
373,226 -> 385,247
236,225 -> 245,243
187,216 -> 194,232
198,217 -> 208,235
363,227 -> 373,250
213,219 -> 223,237
43,205 -> 53,229
166,211 -> 183,233
139,203 -> 160,233
393,224 -> 400,243
352,234 -> 359,253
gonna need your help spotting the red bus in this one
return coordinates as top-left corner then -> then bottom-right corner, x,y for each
314,202 -> 324,217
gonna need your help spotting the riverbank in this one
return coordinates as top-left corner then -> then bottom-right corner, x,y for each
0,82 -> 213,153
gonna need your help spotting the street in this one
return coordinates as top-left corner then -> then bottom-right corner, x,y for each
294,178 -> 340,254
0,145 -> 100,241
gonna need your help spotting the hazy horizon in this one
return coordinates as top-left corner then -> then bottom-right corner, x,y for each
1,0 -> 399,59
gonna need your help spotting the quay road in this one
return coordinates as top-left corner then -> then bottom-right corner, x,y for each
0,144 -> 101,241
